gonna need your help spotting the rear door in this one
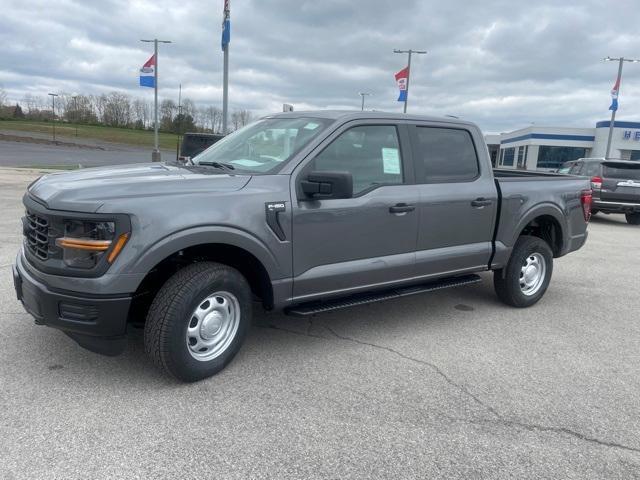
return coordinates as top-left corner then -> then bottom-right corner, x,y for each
410,123 -> 498,277
600,161 -> 640,204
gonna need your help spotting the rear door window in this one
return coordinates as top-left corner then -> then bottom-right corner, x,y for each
413,127 -> 479,182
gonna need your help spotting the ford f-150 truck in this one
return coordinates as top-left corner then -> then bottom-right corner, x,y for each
12,111 -> 591,381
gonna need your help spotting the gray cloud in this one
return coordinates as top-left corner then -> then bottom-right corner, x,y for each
1,0 -> 639,132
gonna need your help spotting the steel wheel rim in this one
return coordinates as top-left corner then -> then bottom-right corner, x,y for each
519,252 -> 546,296
186,291 -> 240,361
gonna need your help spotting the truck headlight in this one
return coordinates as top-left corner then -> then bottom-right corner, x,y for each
55,220 -> 129,268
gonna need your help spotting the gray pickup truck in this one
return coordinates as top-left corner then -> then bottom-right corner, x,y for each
13,111 -> 591,381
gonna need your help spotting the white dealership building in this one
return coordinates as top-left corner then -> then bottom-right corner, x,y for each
485,120 -> 640,171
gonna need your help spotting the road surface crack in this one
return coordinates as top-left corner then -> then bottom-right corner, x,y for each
269,322 -> 640,455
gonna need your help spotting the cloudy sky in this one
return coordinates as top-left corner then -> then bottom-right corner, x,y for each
1,0 -> 640,132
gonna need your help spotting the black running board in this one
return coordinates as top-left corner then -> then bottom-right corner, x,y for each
286,274 -> 482,316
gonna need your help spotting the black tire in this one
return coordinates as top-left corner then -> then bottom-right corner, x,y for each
590,209 -> 598,216
144,262 -> 252,382
625,213 -> 640,225
493,235 -> 553,308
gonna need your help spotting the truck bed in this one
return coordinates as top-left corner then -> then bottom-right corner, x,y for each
490,169 -> 590,268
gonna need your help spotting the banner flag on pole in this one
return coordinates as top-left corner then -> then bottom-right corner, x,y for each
609,76 -> 620,111
221,0 -> 230,50
139,54 -> 156,88
395,66 -> 409,102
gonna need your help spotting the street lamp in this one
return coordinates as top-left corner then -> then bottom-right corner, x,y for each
48,93 -> 59,142
603,56 -> 640,159
358,92 -> 371,111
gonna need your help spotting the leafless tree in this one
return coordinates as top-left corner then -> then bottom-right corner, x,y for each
231,109 -> 252,131
102,92 -> 132,127
0,86 -> 7,107
204,105 -> 222,132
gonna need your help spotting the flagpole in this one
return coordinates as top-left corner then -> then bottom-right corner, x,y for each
222,0 -> 230,134
153,39 -> 159,159
393,49 -> 426,113
141,38 -> 172,161
603,56 -> 640,159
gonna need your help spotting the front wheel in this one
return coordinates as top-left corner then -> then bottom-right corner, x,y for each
494,236 -> 553,308
625,213 -> 640,225
144,262 -> 252,382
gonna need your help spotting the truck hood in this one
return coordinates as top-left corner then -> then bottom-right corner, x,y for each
28,163 -> 251,213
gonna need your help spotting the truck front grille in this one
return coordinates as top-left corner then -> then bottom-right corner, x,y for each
25,211 -> 50,260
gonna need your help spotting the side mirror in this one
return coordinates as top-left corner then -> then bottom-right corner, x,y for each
300,171 -> 353,199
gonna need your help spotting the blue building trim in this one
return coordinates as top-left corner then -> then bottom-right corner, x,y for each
501,133 -> 595,144
595,120 -> 640,129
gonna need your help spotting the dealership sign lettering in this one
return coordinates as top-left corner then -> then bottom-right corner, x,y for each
623,130 -> 640,141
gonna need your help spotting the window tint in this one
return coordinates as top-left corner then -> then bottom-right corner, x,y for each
311,125 -> 403,195
414,127 -> 479,181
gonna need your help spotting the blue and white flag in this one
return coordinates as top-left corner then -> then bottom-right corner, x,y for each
139,54 -> 155,88
609,76 -> 620,111
221,0 -> 230,51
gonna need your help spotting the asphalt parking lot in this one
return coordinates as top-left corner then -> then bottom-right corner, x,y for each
1,167 -> 640,479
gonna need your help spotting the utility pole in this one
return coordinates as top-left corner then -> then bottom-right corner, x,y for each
393,49 -> 427,113
604,56 -> 640,159
222,0 -> 231,134
47,93 -> 58,142
141,38 -> 172,161
358,92 -> 371,111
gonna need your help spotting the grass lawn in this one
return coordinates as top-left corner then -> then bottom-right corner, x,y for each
0,120 -> 179,150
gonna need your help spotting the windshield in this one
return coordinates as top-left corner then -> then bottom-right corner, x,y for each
193,117 -> 333,173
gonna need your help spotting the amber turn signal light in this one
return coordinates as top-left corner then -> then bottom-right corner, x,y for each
107,233 -> 130,263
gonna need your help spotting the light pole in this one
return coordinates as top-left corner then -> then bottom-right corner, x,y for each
71,94 -> 78,137
141,38 -> 172,161
48,93 -> 58,142
393,49 -> 427,113
221,0 -> 231,134
603,56 -> 640,159
358,92 -> 371,111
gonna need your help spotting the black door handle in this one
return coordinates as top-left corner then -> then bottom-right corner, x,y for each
389,203 -> 415,214
471,198 -> 493,207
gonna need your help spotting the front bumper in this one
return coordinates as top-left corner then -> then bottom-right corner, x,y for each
13,252 -> 131,356
593,200 -> 640,214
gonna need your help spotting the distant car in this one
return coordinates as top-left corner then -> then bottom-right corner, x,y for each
178,132 -> 225,163
567,158 -> 640,224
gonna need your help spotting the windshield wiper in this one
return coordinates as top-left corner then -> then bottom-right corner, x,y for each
197,161 -> 235,172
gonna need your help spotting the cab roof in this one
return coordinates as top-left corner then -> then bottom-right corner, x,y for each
264,110 -> 477,128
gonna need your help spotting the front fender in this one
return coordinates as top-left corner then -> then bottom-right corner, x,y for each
128,225 -> 285,280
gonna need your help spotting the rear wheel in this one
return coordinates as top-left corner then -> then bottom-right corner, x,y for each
590,209 -> 598,216
494,235 -> 553,308
625,213 -> 640,225
144,262 -> 252,382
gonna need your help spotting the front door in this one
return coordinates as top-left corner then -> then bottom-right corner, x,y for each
291,123 -> 419,301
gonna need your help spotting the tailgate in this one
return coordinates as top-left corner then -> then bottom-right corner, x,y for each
600,162 -> 640,203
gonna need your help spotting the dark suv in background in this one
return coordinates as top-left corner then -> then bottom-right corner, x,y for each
568,158 -> 640,224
